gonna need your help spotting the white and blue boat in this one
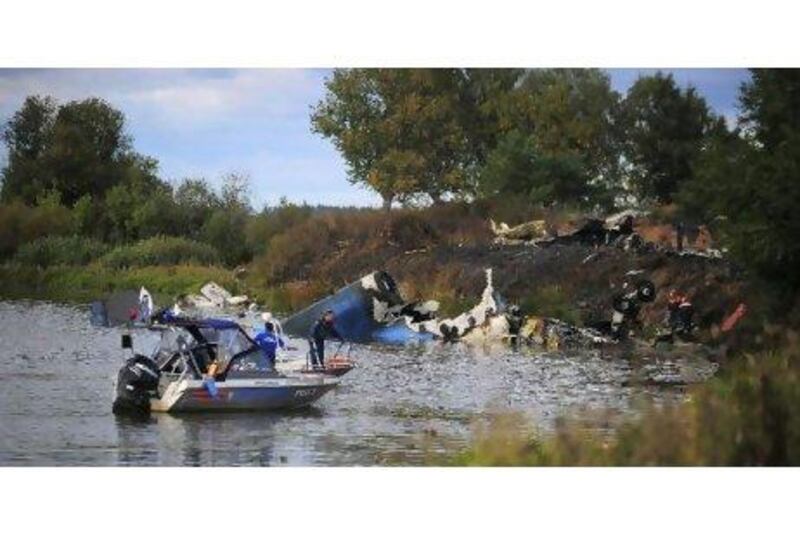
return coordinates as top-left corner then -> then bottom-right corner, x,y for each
113,313 -> 339,414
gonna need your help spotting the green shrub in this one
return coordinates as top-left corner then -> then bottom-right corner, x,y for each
519,284 -> 582,325
13,235 -> 109,268
100,236 -> 220,269
446,345 -> 800,466
0,199 -> 73,260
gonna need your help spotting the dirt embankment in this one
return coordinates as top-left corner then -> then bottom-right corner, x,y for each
250,204 -> 750,342
387,242 -> 746,337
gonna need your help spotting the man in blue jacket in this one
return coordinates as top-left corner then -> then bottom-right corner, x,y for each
254,319 -> 285,371
308,309 -> 343,369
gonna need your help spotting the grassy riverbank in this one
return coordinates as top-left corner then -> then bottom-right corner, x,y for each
443,343 -> 800,466
0,201 -> 753,336
0,264 -> 238,305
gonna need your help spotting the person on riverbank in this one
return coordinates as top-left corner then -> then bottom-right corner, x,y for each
254,315 -> 285,371
653,290 -> 695,344
308,310 -> 343,369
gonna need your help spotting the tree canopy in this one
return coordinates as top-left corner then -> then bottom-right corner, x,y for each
678,69 -> 800,300
2,96 -> 161,206
619,72 -> 724,203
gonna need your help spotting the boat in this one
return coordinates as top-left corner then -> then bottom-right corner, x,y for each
112,313 -> 339,414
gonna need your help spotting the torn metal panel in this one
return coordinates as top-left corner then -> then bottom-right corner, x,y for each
281,269 -> 506,345
280,271 -> 417,343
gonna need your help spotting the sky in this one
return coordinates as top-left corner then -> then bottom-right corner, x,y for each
0,68 -> 751,209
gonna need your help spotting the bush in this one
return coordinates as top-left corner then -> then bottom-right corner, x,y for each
519,284 -> 582,325
100,236 -> 220,269
0,199 -> 72,260
202,208 -> 251,266
13,236 -> 109,268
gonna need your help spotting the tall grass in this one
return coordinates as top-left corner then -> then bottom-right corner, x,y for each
448,344 -> 800,466
100,235 -> 220,269
13,235 -> 109,268
0,263 -> 238,304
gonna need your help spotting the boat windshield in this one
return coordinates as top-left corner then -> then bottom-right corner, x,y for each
196,326 -> 256,366
151,328 -> 195,358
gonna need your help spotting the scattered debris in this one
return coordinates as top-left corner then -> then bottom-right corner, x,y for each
490,219 -> 548,244
490,210 -> 726,262
176,282 -> 250,311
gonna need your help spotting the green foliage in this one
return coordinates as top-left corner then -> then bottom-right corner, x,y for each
245,199 -> 315,257
312,69 -> 623,208
516,69 -> 622,192
0,198 -> 72,259
519,284 -> 582,325
12,235 -> 109,268
0,263 -> 236,304
1,95 -> 57,203
173,178 -> 222,240
739,69 -> 800,150
449,347 -> 800,466
311,69 -> 478,207
201,208 -> 251,267
2,95 -> 164,207
619,71 -> 724,203
480,130 -> 591,206
678,70 -> 800,303
100,236 -> 221,269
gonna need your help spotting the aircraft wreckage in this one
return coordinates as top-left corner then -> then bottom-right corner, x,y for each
91,267 -> 657,350
280,269 -> 637,349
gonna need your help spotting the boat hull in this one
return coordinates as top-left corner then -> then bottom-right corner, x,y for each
151,375 -> 339,413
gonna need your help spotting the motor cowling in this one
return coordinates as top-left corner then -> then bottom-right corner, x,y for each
112,355 -> 160,415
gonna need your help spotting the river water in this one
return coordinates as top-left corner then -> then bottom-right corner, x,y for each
0,300 -> 717,466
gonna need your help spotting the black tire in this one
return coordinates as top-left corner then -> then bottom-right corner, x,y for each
636,279 -> 656,303
612,293 -> 631,314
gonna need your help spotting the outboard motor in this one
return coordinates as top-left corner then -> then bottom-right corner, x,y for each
112,335 -> 160,415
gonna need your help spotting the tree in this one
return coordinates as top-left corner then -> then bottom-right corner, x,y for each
678,70 -> 800,302
459,69 -> 526,165
2,96 -> 164,207
311,69 -> 475,208
518,69 -> 622,191
479,130 -> 590,206
174,178 -> 222,239
46,97 -> 133,205
619,72 -> 724,204
1,95 -> 57,203
739,69 -> 800,150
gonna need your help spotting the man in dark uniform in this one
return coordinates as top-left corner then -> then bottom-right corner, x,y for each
308,309 -> 343,369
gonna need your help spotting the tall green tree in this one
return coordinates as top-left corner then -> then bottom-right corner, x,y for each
678,69 -> 800,302
1,95 -> 57,203
739,69 -> 800,150
2,96 -> 162,207
518,69 -> 622,190
619,72 -> 725,204
479,129 -> 590,206
311,69 -> 476,208
47,98 -> 133,205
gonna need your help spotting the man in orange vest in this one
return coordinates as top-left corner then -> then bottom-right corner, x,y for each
654,290 -> 695,344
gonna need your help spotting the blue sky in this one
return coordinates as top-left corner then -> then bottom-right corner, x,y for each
0,68 -> 750,208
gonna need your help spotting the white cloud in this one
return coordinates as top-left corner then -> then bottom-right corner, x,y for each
0,69 -> 325,128
122,69 -> 322,125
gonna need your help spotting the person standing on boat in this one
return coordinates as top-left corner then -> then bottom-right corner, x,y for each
254,316 -> 285,371
308,310 -> 343,369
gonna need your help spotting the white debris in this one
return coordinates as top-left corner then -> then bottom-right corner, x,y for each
175,282 -> 252,312
200,282 -> 232,306
226,295 -> 249,306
